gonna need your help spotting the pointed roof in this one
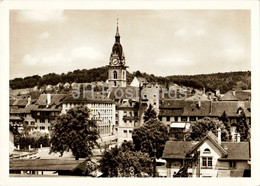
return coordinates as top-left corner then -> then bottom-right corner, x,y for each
220,91 -> 238,101
115,18 -> 120,37
187,131 -> 228,156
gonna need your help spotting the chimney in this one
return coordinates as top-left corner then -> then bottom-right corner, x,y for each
47,93 -> 51,106
26,96 -> 31,107
237,133 -> 241,142
217,128 -> 221,144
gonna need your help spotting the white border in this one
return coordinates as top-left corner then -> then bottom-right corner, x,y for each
0,1 -> 259,186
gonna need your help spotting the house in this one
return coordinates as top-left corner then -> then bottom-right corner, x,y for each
130,76 -> 148,87
30,94 -> 67,134
116,99 -> 139,144
158,99 -> 251,127
61,91 -> 116,144
10,97 -> 38,134
162,130 -> 251,177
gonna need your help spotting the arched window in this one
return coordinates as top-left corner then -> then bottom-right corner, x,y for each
113,71 -> 117,79
203,148 -> 211,154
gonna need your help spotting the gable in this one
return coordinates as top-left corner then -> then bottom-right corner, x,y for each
198,139 -> 224,158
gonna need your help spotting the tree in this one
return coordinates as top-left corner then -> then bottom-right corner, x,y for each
50,106 -> 99,160
219,111 -> 231,140
143,104 -> 157,122
187,117 -> 229,141
236,110 -> 250,141
132,118 -> 169,177
99,141 -> 153,177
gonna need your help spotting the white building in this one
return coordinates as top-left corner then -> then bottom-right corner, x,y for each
61,92 -> 116,141
162,130 -> 251,177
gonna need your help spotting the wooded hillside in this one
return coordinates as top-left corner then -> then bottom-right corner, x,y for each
10,67 -> 251,93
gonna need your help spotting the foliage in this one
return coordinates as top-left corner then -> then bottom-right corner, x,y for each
10,66 -> 251,94
99,141 -> 153,177
143,104 -> 157,122
219,111 -> 231,140
132,118 -> 169,177
14,134 -> 50,149
187,117 -> 230,141
236,110 -> 250,141
49,106 -> 99,160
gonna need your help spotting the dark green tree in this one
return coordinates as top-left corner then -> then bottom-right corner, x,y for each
50,106 -> 99,160
132,118 -> 169,177
187,117 -> 229,141
99,141 -> 153,177
143,104 -> 157,122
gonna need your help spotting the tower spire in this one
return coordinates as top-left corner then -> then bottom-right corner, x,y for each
115,16 -> 120,38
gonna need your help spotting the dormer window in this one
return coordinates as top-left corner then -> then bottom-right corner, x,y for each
203,148 -> 211,154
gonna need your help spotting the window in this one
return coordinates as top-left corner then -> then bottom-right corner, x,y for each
190,116 -> 196,121
114,81 -> 116,86
40,126 -> 45,130
123,130 -> 127,133
158,116 -> 162,121
175,116 -> 178,122
123,71 -> 125,79
202,157 -> 213,168
203,148 -> 211,154
181,117 -> 187,121
113,71 -> 117,79
40,119 -> 45,123
31,121 -> 35,125
230,161 -> 236,168
129,130 -> 132,133
166,116 -> 170,122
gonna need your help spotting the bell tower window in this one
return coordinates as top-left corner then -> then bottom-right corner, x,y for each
113,71 -> 117,79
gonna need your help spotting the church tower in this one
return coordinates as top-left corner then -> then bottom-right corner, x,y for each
108,19 -> 128,87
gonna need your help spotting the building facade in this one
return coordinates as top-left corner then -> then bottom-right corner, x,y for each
61,92 -> 116,139
162,130 -> 250,177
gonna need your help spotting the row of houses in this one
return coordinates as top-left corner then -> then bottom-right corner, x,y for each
9,79 -> 251,143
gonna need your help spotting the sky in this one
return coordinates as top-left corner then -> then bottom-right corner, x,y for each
9,10 -> 251,79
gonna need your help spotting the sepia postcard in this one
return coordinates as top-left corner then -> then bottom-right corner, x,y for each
0,0 -> 260,186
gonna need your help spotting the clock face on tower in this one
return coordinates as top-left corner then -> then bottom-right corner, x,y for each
112,58 -> 119,65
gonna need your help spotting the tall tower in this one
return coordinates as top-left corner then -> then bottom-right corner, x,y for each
108,19 -> 128,87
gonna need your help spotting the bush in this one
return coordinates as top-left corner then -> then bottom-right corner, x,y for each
14,134 -> 50,150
